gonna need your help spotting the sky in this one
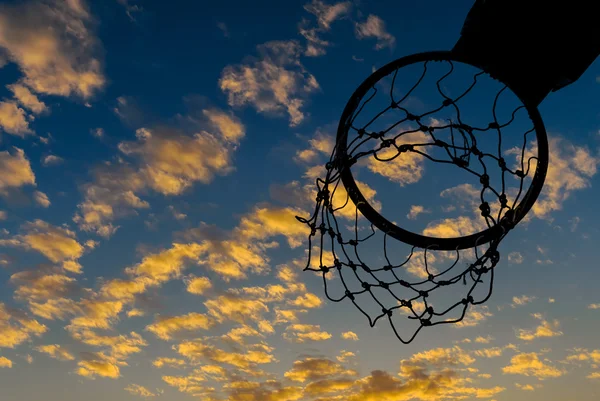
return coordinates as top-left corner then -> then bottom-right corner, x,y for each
0,0 -> 599,400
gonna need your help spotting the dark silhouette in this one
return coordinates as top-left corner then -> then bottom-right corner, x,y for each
453,0 -> 600,106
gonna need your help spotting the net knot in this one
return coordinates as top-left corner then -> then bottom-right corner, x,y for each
400,299 -> 411,307
357,128 -> 366,137
442,99 -> 452,106
499,193 -> 508,207
391,101 -> 399,109
383,265 -> 392,271
498,157 -> 506,169
488,122 -> 499,129
515,169 -> 525,178
485,248 -> 500,264
362,282 -> 371,290
471,146 -> 481,156
421,318 -> 432,326
406,113 -> 418,121
479,174 -> 490,187
419,290 -> 429,298
399,144 -> 413,153
328,228 -> 336,238
348,240 -> 358,246
379,281 -> 389,289
479,202 -> 491,217
361,264 -> 371,273
334,259 -> 342,269
318,223 -> 327,235
453,157 -> 468,168
321,265 -> 330,273
428,274 -> 435,281
345,290 -> 355,301
400,280 -> 410,287
381,138 -> 394,148
349,261 -> 357,271
382,307 -> 392,317
426,306 -> 434,315
435,139 -> 448,147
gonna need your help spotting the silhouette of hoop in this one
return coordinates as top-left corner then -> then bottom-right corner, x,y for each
335,51 -> 548,251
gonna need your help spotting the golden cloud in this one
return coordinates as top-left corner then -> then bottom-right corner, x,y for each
146,312 -> 213,341
284,324 -> 332,343
152,357 -> 187,369
285,357 -> 357,383
0,101 -> 32,136
517,315 -> 563,341
70,329 -> 147,359
204,294 -> 269,324
0,0 -> 105,98
67,300 -> 123,331
341,331 -> 359,341
502,352 -> 564,379
74,108 -> 243,236
0,148 -> 36,194
76,352 -> 123,379
124,384 -> 158,398
35,344 -> 74,361
185,276 -> 212,295
355,14 -> 396,50
28,297 -> 80,320
176,341 -> 276,369
219,40 -> 319,126
0,356 -> 12,368
0,303 -> 47,348
7,83 -> 47,114
367,131 -> 428,184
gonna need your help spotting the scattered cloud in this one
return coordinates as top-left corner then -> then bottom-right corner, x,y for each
35,344 -> 75,361
508,252 -> 524,264
512,295 -> 536,308
124,384 -> 158,398
7,83 -> 47,114
0,356 -> 12,368
502,352 -> 564,379
146,312 -> 213,340
33,190 -> 50,207
220,40 -> 319,126
355,15 -> 396,50
341,331 -> 359,341
284,324 -> 332,343
0,101 -> 33,135
517,314 -> 563,341
42,155 -> 64,166
0,148 -> 36,195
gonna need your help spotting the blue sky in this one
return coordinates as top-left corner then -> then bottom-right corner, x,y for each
0,0 -> 599,400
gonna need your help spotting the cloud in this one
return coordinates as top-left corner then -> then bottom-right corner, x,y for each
0,303 -> 47,348
76,352 -> 123,379
502,352 -> 564,379
152,357 -> 187,369
11,270 -> 77,302
175,341 -> 276,369
67,299 -> 123,331
473,347 -> 504,358
219,40 -> 319,126
515,383 -> 536,391
355,15 -> 396,50
70,329 -> 147,360
341,331 -> 359,341
300,1 -> 352,57
455,306 -> 493,328
74,107 -> 243,236
407,205 -> 429,220
285,357 -> 357,383
284,324 -> 332,343
33,190 -> 50,207
0,356 -> 12,368
6,220 -> 84,272
367,131 -> 429,185
507,136 -> 599,219
588,303 -> 600,310
508,252 -> 524,264
204,294 -> 269,324
42,155 -> 64,166
0,101 -> 32,135
511,295 -> 536,308
185,276 -> 212,295
34,344 -> 75,361
0,148 -> 36,194
0,0 -> 105,99
124,384 -> 158,398
304,0 -> 352,29
7,83 -> 47,113
516,314 -> 563,341
146,312 -> 213,340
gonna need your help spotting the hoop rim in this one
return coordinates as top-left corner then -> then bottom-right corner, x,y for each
336,50 -> 549,251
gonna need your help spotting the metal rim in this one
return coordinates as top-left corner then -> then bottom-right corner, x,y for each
336,50 -> 548,251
